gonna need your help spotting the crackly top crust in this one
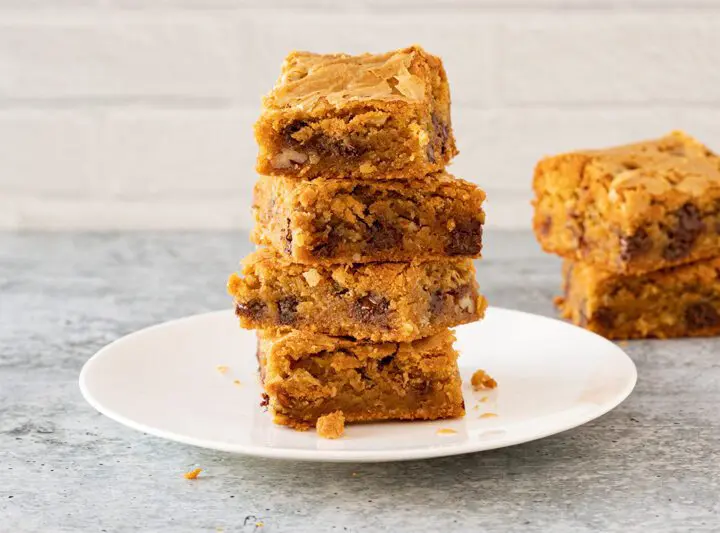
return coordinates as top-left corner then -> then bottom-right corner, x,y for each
534,131 -> 720,225
263,45 -> 443,112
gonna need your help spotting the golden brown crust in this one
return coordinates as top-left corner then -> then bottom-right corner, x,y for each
533,131 -> 720,275
255,45 -> 457,180
228,248 -> 486,342
258,329 -> 465,426
251,171 -> 485,264
558,257 -> 720,339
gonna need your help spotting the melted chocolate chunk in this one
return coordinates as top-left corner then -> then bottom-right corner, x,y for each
282,219 -> 293,255
619,228 -> 652,261
539,216 -> 552,237
377,352 -> 396,370
369,221 -> 402,251
431,113 -> 449,155
311,237 -> 337,259
235,300 -> 266,321
429,290 -> 444,317
351,294 -> 390,328
446,220 -> 483,255
593,307 -> 616,330
425,142 -> 436,163
277,296 -> 298,325
685,301 -> 720,330
314,136 -> 365,158
663,203 -> 705,261
259,393 -> 270,408
282,121 -> 307,146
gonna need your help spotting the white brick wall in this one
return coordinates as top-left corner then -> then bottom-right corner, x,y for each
1,2 -> 720,230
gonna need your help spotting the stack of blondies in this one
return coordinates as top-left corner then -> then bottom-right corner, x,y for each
533,131 -> 720,340
227,46 -> 487,434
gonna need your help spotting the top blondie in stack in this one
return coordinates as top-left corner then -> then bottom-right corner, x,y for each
228,46 -> 487,434
533,131 -> 720,340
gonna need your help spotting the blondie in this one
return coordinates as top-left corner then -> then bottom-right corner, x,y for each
255,45 -> 457,180
557,258 -> 720,339
251,172 -> 485,264
533,131 -> 720,275
257,329 -> 465,429
228,248 -> 485,342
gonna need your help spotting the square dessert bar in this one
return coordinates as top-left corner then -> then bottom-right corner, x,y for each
251,172 -> 485,264
533,131 -> 720,275
228,248 -> 486,342
557,258 -> 720,340
257,328 -> 465,429
255,45 -> 458,180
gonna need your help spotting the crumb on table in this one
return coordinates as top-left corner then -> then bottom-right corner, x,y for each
316,411 -> 345,439
471,369 -> 497,391
183,468 -> 202,479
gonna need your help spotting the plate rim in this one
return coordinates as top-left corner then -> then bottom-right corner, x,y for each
79,307 -> 638,463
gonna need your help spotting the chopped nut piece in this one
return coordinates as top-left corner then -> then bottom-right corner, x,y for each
471,369 -> 497,391
316,411 -> 345,439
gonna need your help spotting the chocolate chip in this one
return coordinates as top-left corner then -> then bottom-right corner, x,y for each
235,300 -> 266,321
282,121 -> 307,146
685,301 -> 720,330
277,296 -> 298,325
282,219 -> 293,255
663,203 -> 705,261
431,113 -> 449,155
425,142 -> 436,163
620,228 -> 652,261
351,294 -> 390,327
369,221 -> 402,251
314,136 -> 365,158
259,393 -> 270,408
429,290 -> 444,317
593,307 -> 616,329
446,220 -> 483,255
539,216 -> 552,237
377,353 -> 396,370
311,236 -> 338,259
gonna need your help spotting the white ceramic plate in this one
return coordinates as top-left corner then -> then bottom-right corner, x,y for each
79,307 -> 636,462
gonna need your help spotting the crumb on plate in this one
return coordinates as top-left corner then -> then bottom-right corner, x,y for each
316,411 -> 345,439
184,468 -> 202,479
216,365 -> 229,374
471,369 -> 497,391
479,412 -> 498,419
233,379 -> 241,386
436,428 -> 457,435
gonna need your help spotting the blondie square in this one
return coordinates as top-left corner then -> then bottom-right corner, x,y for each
533,131 -> 720,275
255,45 -> 457,180
257,328 -> 465,429
251,172 -> 485,264
557,258 -> 720,340
228,248 -> 485,342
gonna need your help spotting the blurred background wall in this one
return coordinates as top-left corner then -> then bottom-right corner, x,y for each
1,0 -> 719,230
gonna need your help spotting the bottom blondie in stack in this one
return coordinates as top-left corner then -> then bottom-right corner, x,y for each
533,131 -> 720,339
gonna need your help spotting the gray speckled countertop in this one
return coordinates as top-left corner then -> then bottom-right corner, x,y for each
1,230 -> 719,532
